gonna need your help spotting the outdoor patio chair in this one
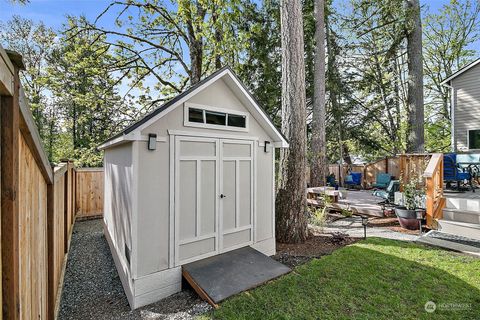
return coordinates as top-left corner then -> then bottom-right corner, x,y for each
372,180 -> 400,205
326,173 -> 339,190
372,173 -> 392,189
344,172 -> 362,189
443,153 -> 472,191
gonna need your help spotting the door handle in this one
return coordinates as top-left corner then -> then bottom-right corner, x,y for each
220,194 -> 227,199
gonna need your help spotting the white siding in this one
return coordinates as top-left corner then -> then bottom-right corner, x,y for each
103,143 -> 134,304
135,140 -> 170,276
452,64 -> 480,151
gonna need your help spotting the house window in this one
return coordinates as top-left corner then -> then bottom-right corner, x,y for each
188,108 -> 204,123
227,114 -> 246,128
185,104 -> 248,131
468,129 -> 480,149
205,110 -> 227,125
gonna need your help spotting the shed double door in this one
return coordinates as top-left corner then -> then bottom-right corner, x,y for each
174,136 -> 254,265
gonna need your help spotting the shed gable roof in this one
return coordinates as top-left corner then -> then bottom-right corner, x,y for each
99,66 -> 288,150
441,58 -> 480,85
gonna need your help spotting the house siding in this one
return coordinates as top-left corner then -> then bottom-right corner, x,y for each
452,63 -> 480,151
103,143 -> 135,305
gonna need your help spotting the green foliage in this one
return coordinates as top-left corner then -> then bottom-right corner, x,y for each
44,17 -> 133,167
341,208 -> 353,217
337,0 -> 407,158
0,16 -> 57,156
425,118 -> 451,153
87,0 -> 257,99
400,167 -> 426,210
309,207 -> 328,230
236,0 -> 281,125
308,192 -> 332,229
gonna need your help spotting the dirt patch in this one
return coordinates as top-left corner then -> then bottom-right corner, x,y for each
273,233 -> 360,268
383,225 -> 422,235
367,217 -> 399,227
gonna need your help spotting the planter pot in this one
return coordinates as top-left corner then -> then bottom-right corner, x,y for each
395,206 -> 420,230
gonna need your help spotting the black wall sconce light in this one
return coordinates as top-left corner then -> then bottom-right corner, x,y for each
264,141 -> 271,153
148,133 -> 157,150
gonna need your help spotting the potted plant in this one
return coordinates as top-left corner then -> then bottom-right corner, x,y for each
395,175 -> 425,230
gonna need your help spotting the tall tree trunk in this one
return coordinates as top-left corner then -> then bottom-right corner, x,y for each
326,13 -> 344,183
186,3 -> 206,84
405,0 -> 425,153
189,39 -> 203,84
310,0 -> 327,187
212,9 -> 223,69
276,0 -> 308,244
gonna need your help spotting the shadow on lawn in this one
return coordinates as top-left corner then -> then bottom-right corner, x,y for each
212,238 -> 480,320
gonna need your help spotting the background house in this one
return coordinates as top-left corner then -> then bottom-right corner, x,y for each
442,58 -> 480,152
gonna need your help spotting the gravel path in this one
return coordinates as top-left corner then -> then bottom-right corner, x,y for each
323,216 -> 420,241
58,219 -> 211,320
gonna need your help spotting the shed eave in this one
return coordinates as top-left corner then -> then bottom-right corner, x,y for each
273,141 -> 289,148
98,134 -> 131,150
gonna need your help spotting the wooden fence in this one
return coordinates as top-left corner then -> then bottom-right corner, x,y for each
76,168 -> 104,219
398,154 -> 432,187
0,47 -> 104,320
325,154 -> 430,188
424,154 -> 445,228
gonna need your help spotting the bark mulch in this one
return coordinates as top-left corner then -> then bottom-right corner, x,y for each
367,216 -> 423,236
273,232 -> 360,268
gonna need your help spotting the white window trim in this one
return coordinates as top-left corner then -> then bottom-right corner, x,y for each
467,128 -> 480,151
183,102 -> 249,133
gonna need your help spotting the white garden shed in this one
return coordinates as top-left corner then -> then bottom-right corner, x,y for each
98,67 -> 288,309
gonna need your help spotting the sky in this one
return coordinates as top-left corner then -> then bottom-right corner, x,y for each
0,0 -> 478,97
0,0 -> 477,33
1,0 -> 478,52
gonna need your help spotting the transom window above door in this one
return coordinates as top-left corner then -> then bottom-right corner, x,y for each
184,103 -> 249,132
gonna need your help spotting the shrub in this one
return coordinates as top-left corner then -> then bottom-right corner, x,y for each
341,209 -> 353,217
310,207 -> 328,230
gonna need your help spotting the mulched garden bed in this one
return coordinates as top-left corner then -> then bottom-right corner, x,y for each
273,232 -> 360,268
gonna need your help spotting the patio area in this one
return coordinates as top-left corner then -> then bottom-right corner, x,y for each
321,215 -> 419,241
329,189 -> 385,217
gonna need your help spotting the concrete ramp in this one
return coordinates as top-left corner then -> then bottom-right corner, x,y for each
182,246 -> 291,307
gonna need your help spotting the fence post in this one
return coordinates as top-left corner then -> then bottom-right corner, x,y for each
363,165 -> 367,189
1,53 -> 21,320
46,166 -> 55,320
63,164 -> 69,254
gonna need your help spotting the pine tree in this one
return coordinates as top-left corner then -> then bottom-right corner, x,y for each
276,0 -> 308,243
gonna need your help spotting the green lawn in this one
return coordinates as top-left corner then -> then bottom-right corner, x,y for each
203,238 -> 480,320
